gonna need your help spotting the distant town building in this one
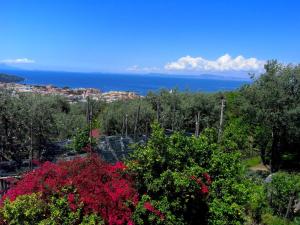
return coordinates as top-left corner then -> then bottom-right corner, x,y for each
0,82 -> 140,103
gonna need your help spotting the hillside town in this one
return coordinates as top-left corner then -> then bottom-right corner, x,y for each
0,82 -> 140,103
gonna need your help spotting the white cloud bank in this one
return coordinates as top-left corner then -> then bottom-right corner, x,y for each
164,54 -> 265,72
127,65 -> 160,73
1,58 -> 35,64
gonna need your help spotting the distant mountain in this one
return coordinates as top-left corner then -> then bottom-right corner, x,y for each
0,73 -> 24,83
145,73 -> 250,81
195,74 -> 250,80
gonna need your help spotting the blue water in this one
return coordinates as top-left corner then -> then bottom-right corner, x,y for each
9,70 -> 250,95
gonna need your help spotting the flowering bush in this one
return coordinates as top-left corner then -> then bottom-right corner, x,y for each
132,194 -> 182,225
127,123 -> 212,224
1,155 -> 138,225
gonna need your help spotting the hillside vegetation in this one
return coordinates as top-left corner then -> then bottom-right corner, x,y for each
0,60 -> 300,224
0,73 -> 24,83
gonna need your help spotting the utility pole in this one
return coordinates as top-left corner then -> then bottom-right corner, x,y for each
156,100 -> 160,122
121,116 -> 125,137
145,122 -> 149,138
133,101 -> 141,141
89,101 -> 93,152
29,96 -> 34,170
86,96 -> 90,123
29,119 -> 33,170
195,111 -> 200,137
86,96 -> 93,152
171,103 -> 175,131
218,97 -> 225,142
125,114 -> 128,138
171,91 -> 176,131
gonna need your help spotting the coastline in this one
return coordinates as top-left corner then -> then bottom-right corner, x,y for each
3,70 -> 251,95
0,82 -> 140,103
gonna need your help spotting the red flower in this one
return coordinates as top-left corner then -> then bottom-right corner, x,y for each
190,175 -> 197,181
144,202 -> 155,212
82,144 -> 93,153
67,193 -> 75,203
90,129 -> 101,138
2,155 -> 138,225
201,184 -> 209,195
196,178 -> 202,185
32,159 -> 42,166
203,173 -> 212,185
144,201 -> 165,221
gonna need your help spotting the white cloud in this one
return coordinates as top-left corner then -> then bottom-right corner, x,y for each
127,65 -> 160,73
164,54 -> 265,72
1,58 -> 35,64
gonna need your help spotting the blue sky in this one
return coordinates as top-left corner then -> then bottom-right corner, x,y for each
1,0 -> 300,76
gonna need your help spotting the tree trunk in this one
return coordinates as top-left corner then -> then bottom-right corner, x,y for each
260,145 -> 267,165
270,131 -> 281,172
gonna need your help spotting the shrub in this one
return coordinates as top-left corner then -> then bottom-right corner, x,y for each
1,155 -> 138,225
208,150 -> 251,225
261,213 -> 294,225
266,172 -> 300,219
128,123 -> 214,224
133,194 -> 184,225
71,128 -> 97,153
0,193 -> 46,225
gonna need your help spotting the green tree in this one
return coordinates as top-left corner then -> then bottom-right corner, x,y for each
241,60 -> 300,171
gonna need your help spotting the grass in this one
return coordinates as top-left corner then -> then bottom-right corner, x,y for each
242,156 -> 261,168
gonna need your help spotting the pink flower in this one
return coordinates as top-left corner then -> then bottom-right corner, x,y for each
201,184 -> 209,195
144,202 -> 165,221
90,129 -> 100,138
203,173 -> 212,185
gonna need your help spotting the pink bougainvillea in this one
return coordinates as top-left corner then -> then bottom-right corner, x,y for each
2,155 -> 138,225
190,173 -> 211,195
144,201 -> 165,220
90,128 -> 101,139
203,172 -> 212,185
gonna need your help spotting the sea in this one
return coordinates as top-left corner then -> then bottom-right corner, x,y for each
9,70 -> 250,96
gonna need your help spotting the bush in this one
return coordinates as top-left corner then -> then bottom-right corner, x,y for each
71,128 -> 97,153
266,172 -> 300,219
132,194 -> 184,225
127,123 -> 214,224
247,184 -> 269,224
1,155 -> 137,225
207,150 -> 251,225
0,193 -> 46,225
261,213 -> 294,225
0,192 -> 105,225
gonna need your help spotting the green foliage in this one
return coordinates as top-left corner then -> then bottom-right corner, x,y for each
222,118 -> 255,156
133,194 -> 184,225
242,156 -> 261,168
261,213 -> 294,225
128,122 -> 216,224
128,122 -> 255,225
247,183 -> 269,224
38,195 -> 82,225
99,98 -> 155,136
80,214 -> 104,225
0,193 -> 105,225
207,149 -> 251,225
0,91 -> 88,161
99,90 -> 220,136
0,193 -> 46,225
266,172 -> 300,218
241,61 -> 300,171
71,128 -> 93,152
